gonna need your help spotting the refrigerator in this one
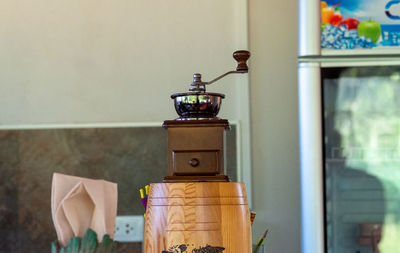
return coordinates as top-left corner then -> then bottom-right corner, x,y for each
298,0 -> 400,253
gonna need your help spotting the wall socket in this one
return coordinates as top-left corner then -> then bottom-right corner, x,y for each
114,215 -> 144,242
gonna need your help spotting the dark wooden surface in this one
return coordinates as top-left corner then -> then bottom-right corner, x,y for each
163,175 -> 229,182
164,119 -> 229,180
233,50 -> 250,71
163,118 -> 230,129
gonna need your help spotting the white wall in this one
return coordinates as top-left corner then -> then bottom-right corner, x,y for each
249,0 -> 301,252
0,0 -> 248,125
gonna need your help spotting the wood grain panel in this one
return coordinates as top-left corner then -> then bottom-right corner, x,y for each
144,182 -> 251,253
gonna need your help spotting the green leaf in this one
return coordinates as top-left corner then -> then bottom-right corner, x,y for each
95,234 -> 114,253
52,230 -> 116,253
66,237 -> 80,253
51,241 -> 58,253
79,228 -> 98,253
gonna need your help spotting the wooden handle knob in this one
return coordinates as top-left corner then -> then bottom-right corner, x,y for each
189,158 -> 200,167
233,50 -> 250,72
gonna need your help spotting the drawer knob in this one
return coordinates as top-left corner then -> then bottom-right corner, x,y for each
189,158 -> 200,167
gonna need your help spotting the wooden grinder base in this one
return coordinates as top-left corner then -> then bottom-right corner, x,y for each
144,182 -> 252,253
163,119 -> 230,182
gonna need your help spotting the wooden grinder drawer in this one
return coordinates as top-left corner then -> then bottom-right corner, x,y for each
172,151 -> 220,175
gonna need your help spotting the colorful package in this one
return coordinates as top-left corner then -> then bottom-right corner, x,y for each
321,0 -> 400,49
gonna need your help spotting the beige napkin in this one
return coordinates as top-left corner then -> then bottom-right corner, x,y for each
51,173 -> 118,247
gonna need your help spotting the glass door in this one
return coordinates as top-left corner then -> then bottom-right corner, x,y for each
322,66 -> 400,253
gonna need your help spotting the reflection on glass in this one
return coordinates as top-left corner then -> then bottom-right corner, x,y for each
323,66 -> 400,253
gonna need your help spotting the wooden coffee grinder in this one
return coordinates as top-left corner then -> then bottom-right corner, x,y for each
144,51 -> 252,253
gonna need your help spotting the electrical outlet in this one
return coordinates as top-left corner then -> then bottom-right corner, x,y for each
114,215 -> 144,242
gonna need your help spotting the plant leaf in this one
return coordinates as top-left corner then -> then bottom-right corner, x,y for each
79,228 -> 98,253
95,234 -> 114,253
51,241 -> 58,253
66,237 -> 80,253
